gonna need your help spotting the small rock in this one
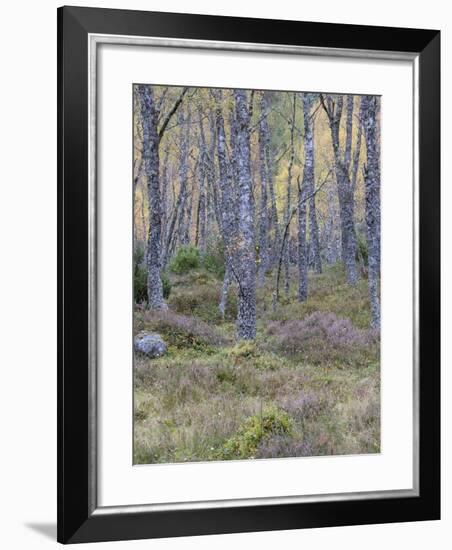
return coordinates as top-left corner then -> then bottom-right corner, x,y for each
134,332 -> 167,358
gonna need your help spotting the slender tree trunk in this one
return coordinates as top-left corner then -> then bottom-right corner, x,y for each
137,85 -> 167,309
361,96 -> 381,329
257,92 -> 269,285
321,94 -> 358,285
182,182 -> 194,245
284,93 -> 296,295
325,182 -> 339,264
303,94 -> 322,274
297,93 -> 317,301
219,264 -> 231,319
213,89 -> 237,317
234,89 -> 256,340
195,169 -> 206,250
308,186 -> 322,273
160,148 -> 169,266
228,101 -> 241,241
297,176 -> 308,302
260,92 -> 280,266
351,108 -> 363,195
196,111 -> 208,252
206,112 -> 219,243
163,178 -> 183,267
344,94 -> 354,171
176,107 -> 191,247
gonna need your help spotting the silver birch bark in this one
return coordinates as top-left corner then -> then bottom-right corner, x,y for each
213,90 -> 237,318
182,181 -> 194,246
160,147 -> 169,267
234,89 -> 256,340
196,110 -> 208,252
206,112 -> 220,243
284,93 -> 296,295
260,93 -> 280,266
361,95 -> 381,329
257,92 -> 269,285
137,85 -> 167,309
177,107 -> 191,247
325,182 -> 340,264
297,174 -> 308,302
297,93 -> 315,301
303,94 -> 322,274
320,94 -> 358,285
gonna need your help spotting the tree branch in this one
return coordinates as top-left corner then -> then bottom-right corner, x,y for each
158,88 -> 188,141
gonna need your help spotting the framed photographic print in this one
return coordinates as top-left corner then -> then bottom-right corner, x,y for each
57,5 -> 440,544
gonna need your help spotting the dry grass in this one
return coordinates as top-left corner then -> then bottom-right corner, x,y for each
134,263 -> 380,464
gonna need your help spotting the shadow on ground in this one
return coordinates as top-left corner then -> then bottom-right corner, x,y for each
25,523 -> 56,541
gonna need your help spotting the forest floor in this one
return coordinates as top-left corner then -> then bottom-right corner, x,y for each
133,263 -> 380,464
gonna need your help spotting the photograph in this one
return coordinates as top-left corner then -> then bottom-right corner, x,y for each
53,4 -> 440,544
133,85 -> 381,465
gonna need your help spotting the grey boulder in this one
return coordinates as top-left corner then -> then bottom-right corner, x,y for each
134,332 -> 167,358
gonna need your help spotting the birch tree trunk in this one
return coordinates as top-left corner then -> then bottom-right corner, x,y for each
260,92 -> 280,266
361,95 -> 381,329
303,94 -> 322,274
182,181 -> 194,246
325,182 -> 340,264
213,89 -> 237,318
177,107 -> 191,247
298,175 -> 308,302
137,85 -> 167,309
206,112 -> 219,243
257,92 -> 269,285
320,94 -> 358,285
160,147 -> 169,266
297,93 -> 317,301
196,111 -> 208,252
234,89 -> 256,340
284,93 -> 296,295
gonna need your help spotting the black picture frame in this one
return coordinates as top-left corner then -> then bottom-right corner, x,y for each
57,5 -> 440,544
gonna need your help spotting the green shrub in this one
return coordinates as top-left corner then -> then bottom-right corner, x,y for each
134,241 -> 171,303
134,264 -> 147,304
161,272 -> 172,299
170,245 -> 200,274
356,232 -> 368,266
134,266 -> 171,304
134,242 -> 145,265
134,240 -> 148,305
217,407 -> 293,460
202,247 -> 225,279
227,341 -> 258,361
215,364 -> 237,384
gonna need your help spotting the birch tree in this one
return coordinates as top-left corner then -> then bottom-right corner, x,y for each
257,91 -> 269,285
320,94 -> 358,285
303,93 -> 322,274
137,84 -> 167,309
213,89 -> 237,318
234,89 -> 256,339
361,95 -> 381,328
177,106 -> 191,247
260,93 -> 280,266
297,93 -> 318,301
196,109 -> 207,252
283,93 -> 297,295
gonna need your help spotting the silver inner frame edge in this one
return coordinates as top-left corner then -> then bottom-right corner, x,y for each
87,33 -> 420,516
